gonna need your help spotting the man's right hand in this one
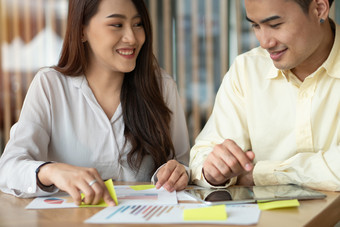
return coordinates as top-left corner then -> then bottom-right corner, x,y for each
202,139 -> 255,186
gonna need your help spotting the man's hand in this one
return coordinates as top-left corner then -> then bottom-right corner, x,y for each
236,170 -> 254,186
38,163 -> 116,206
202,139 -> 255,186
155,160 -> 188,192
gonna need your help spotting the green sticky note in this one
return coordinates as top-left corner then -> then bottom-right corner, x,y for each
129,185 -> 155,190
183,205 -> 227,221
80,179 -> 118,207
258,199 -> 300,210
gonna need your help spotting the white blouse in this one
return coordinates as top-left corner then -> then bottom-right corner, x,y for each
0,68 -> 190,198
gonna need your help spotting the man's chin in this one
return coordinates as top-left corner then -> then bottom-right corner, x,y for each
273,62 -> 293,71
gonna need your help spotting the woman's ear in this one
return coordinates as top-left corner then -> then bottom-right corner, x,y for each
81,26 -> 87,43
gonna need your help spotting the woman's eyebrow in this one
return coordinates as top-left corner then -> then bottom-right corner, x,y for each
106,14 -> 141,19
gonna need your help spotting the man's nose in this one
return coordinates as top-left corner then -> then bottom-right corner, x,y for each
257,30 -> 276,50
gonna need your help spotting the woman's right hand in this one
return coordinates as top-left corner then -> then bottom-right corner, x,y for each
37,163 -> 115,206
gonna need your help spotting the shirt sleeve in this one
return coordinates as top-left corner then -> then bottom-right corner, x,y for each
189,62 -> 251,188
0,70 -> 59,198
254,144 -> 340,191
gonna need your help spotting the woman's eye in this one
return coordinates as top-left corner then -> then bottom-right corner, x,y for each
110,24 -> 122,28
134,22 -> 143,27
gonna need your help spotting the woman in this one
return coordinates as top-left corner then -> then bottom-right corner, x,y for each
0,0 -> 190,206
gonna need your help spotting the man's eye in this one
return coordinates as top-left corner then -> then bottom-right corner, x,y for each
270,23 -> 282,28
251,23 -> 259,29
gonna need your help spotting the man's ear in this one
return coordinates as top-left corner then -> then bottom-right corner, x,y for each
313,0 -> 330,21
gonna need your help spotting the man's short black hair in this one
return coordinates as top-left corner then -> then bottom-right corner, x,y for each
293,0 -> 334,14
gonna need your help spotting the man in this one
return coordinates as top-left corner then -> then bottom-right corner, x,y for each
190,0 -> 340,191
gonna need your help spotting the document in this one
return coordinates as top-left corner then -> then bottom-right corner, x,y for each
85,203 -> 261,225
26,185 -> 177,209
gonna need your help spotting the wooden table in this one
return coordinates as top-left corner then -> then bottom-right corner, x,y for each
1,183 -> 340,227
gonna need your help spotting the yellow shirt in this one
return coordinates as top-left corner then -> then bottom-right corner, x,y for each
190,24 -> 340,191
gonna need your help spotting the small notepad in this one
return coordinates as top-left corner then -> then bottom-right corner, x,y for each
129,185 -> 155,190
258,199 -> 300,210
183,205 -> 227,221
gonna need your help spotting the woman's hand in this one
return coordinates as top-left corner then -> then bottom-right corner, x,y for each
155,160 -> 188,192
37,163 -> 115,206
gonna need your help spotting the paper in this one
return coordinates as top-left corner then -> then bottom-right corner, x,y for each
114,185 -> 177,205
129,185 -> 155,190
176,190 -> 200,202
85,204 -> 260,225
258,199 -> 300,210
26,184 -> 177,209
183,205 -> 227,221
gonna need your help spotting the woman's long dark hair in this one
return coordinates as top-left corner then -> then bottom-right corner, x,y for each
54,0 -> 175,174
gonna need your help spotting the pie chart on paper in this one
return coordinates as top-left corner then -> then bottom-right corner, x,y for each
44,198 -> 64,204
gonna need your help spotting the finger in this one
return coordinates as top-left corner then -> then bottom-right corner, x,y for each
220,151 -> 244,175
103,188 -> 116,206
89,180 -> 104,205
90,178 -> 115,206
67,187 -> 82,206
172,173 -> 189,191
202,163 -> 229,186
208,149 -> 235,178
162,165 -> 185,192
223,140 -> 253,172
91,177 -> 115,206
245,150 -> 255,161
156,161 -> 177,188
80,180 -> 95,205
89,173 -> 107,205
86,170 -> 110,205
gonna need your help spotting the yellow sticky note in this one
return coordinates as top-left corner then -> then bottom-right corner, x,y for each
183,205 -> 227,221
105,179 -> 118,205
129,185 -> 155,190
257,199 -> 300,210
80,179 -> 118,207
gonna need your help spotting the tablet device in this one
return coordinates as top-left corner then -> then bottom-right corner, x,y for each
185,184 -> 326,205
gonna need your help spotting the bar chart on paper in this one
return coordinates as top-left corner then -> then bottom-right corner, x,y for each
85,204 -> 261,225
106,204 -> 181,221
86,204 -> 188,224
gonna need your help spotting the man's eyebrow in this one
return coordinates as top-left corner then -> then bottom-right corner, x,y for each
246,15 -> 281,24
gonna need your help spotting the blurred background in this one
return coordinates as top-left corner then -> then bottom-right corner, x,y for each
0,0 -> 339,153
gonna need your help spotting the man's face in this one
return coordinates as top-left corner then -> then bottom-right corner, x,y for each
245,0 -> 324,73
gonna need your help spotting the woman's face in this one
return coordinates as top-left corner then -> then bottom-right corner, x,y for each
83,0 -> 145,75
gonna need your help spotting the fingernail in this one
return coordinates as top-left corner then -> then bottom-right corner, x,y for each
107,199 -> 115,206
155,182 -> 161,189
245,163 -> 252,171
